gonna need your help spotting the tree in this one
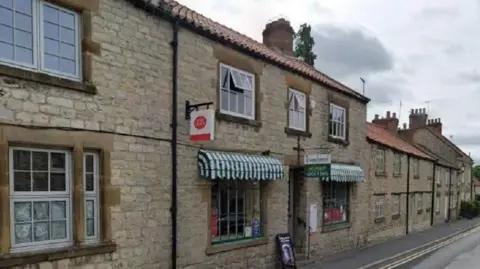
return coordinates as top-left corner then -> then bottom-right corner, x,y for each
294,23 -> 317,66
473,165 -> 480,179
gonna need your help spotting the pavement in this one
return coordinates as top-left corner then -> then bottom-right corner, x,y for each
300,218 -> 480,269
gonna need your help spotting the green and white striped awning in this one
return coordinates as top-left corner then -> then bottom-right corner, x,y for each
198,150 -> 284,180
330,163 -> 365,182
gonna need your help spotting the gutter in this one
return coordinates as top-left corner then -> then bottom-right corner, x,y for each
430,160 -> 438,226
170,20 -> 179,269
447,168 -> 452,222
406,155 -> 411,235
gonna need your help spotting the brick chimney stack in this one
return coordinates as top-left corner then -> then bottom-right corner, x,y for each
372,111 -> 399,133
262,18 -> 295,56
427,118 -> 442,135
409,108 -> 428,129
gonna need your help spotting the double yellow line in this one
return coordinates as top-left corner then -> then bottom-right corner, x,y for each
377,226 -> 480,269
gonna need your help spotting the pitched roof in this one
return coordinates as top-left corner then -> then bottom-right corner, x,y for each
425,126 -> 473,163
413,144 -> 458,169
126,0 -> 369,103
367,123 -> 433,160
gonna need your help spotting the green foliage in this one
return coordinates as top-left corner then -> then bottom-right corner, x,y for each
293,23 -> 317,66
460,200 -> 480,218
473,165 -> 480,179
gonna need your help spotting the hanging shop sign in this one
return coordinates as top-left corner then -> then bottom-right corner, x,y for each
189,109 -> 215,141
304,153 -> 331,178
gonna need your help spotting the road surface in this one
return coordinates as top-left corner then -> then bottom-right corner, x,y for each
390,225 -> 480,269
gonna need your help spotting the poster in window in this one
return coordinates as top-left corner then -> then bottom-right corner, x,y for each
324,207 -> 345,224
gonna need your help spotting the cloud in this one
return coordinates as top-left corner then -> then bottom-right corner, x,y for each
457,70 -> 480,83
311,24 -> 394,79
452,134 -> 480,147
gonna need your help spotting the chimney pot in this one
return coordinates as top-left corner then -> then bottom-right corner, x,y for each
415,109 -> 419,114
374,114 -> 379,120
262,18 -> 295,56
392,112 -> 397,118
386,111 -> 391,118
403,123 -> 407,129
410,109 -> 414,114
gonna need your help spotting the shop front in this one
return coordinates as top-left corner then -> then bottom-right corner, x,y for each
197,149 -> 285,252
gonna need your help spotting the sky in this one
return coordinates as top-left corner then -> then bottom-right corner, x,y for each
176,0 -> 480,163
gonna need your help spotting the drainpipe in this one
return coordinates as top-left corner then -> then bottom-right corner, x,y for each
447,168 -> 452,222
406,155 -> 411,235
170,20 -> 179,269
471,164 -> 474,200
430,161 -> 437,226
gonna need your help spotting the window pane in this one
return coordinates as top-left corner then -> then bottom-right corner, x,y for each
43,5 -> 58,23
60,58 -> 75,74
60,27 -> 74,44
0,25 -> 14,43
13,150 -> 30,170
51,221 -> 66,239
14,201 -> 31,221
14,171 -> 31,191
15,13 -> 32,32
59,11 -> 75,29
60,43 -> 74,59
33,221 -> 49,241
44,38 -> 59,55
44,54 -> 59,69
32,151 -> 48,171
221,89 -> 229,111
245,96 -> 252,117
0,0 -> 13,9
85,174 -> 94,191
0,7 -> 13,26
44,22 -> 59,40
51,201 -> 66,220
85,155 -> 94,173
237,93 -> 244,115
15,46 -> 32,63
32,172 -> 48,191
51,152 -> 65,171
15,223 -> 32,243
229,91 -> 237,113
33,201 -> 49,220
15,0 -> 32,15
50,173 -> 66,191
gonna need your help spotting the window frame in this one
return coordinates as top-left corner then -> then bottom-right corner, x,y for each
329,103 -> 346,140
412,158 -> 419,177
393,153 -> 402,175
0,0 -> 82,81
374,195 -> 385,219
416,194 -> 422,210
436,168 -> 440,184
375,148 -> 385,173
83,152 -> 100,244
435,196 -> 440,212
8,146 -> 73,253
322,182 -> 349,226
210,180 -> 263,245
392,194 -> 400,215
287,88 -> 306,131
218,63 -> 255,120
445,170 -> 450,185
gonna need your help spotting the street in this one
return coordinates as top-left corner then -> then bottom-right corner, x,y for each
383,226 -> 480,269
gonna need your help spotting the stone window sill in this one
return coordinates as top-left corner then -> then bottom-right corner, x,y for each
215,110 -> 262,129
322,222 -> 350,233
374,217 -> 385,223
375,171 -> 387,177
0,65 -> 97,94
285,127 -> 312,138
327,135 -> 350,146
391,214 -> 401,220
205,237 -> 267,255
0,242 -> 116,268
393,173 -> 402,178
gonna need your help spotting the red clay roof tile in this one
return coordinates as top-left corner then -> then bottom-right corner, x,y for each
139,0 -> 369,103
367,123 -> 433,160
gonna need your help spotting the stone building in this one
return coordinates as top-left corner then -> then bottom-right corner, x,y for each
398,108 -> 473,224
0,0 -> 371,269
366,112 -> 434,244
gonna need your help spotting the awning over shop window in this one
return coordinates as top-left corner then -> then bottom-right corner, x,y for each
198,150 -> 284,180
330,163 -> 365,182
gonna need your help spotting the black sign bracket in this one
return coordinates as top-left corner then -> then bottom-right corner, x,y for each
185,100 -> 214,120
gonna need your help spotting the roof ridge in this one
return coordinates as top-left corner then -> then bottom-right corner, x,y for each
146,0 -> 369,103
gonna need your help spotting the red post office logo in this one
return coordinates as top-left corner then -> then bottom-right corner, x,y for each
194,116 -> 207,130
